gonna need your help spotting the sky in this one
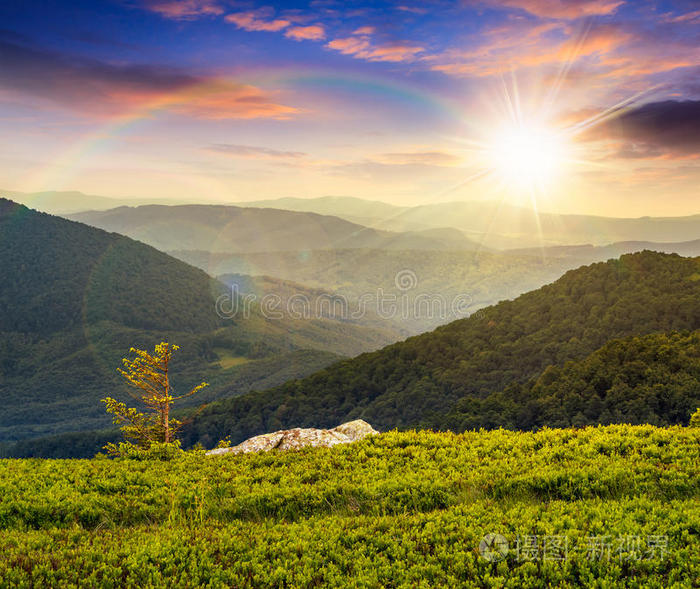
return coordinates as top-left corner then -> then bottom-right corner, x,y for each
0,0 -> 698,217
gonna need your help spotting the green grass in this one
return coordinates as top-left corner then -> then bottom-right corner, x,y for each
1,425 -> 698,587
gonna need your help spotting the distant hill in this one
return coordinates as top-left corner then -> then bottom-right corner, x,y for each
239,196 -> 409,227
67,204 -> 478,253
0,200 -> 398,444
1,188 -> 186,214
509,239 -> 700,261
183,251 -> 700,448
218,274 -> 409,337
240,196 -> 700,249
173,248 -> 592,334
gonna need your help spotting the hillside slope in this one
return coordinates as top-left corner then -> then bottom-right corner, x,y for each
448,330 -> 700,430
68,204 -> 477,253
184,251 -> 700,447
0,200 -> 395,443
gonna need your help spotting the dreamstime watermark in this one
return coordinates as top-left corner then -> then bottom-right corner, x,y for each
215,269 -> 473,321
478,533 -> 669,563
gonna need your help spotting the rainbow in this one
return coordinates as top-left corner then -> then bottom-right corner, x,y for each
21,68 -> 468,204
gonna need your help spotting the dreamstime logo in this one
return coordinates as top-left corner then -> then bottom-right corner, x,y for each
395,269 -> 418,291
215,270 -> 473,321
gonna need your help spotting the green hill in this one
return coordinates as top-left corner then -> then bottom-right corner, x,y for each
448,330 -> 700,431
184,251 -> 700,448
0,200 -> 397,444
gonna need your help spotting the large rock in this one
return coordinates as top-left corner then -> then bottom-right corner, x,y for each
206,420 -> 378,456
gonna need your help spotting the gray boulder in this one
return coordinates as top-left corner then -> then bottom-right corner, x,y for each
206,419 -> 378,456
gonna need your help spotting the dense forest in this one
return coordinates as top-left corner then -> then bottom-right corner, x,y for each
446,330 -> 700,431
183,251 -> 700,448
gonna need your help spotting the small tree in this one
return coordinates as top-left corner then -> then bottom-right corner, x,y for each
690,408 -> 700,428
102,342 -> 207,452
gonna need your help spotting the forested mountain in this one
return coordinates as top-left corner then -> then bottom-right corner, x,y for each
183,251 -> 700,448
0,200 -> 396,444
447,330 -> 700,431
68,204 -> 478,253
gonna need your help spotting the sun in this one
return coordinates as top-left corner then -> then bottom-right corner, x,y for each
486,123 -> 569,191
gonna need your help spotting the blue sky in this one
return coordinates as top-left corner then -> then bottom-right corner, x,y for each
0,0 -> 698,215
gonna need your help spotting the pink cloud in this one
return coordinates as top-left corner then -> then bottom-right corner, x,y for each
352,26 -> 375,35
430,22 -> 634,77
168,81 -> 301,120
364,44 -> 426,62
663,9 -> 700,24
492,0 -> 624,19
326,36 -> 371,55
285,25 -> 326,41
225,12 -> 290,32
143,0 -> 223,20
326,36 -> 425,62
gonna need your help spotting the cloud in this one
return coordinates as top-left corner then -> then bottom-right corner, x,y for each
0,38 -> 299,120
662,9 -> 700,24
487,0 -> 624,19
326,36 -> 371,55
396,5 -> 429,15
380,151 -> 463,166
207,144 -> 307,158
143,0 -> 223,19
326,36 -> 425,62
225,11 -> 290,32
285,25 -> 326,41
352,26 -> 375,35
579,100 -> 700,158
429,19 -> 699,82
170,81 -> 300,119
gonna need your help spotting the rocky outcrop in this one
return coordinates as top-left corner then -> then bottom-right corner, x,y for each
206,420 -> 378,456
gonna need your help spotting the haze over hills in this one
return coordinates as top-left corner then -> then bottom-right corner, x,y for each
512,239 -> 700,261
217,273 -> 410,337
183,251 -> 700,448
237,196 -> 700,249
0,200 -> 399,444
1,188 -> 188,214
173,243 -> 700,334
239,196 -> 410,228
19,187 -> 700,251
174,248 -> 581,334
68,204 -> 478,253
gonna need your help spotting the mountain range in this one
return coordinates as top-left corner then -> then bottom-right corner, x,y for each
11,187 -> 700,251
67,205 -> 478,253
239,196 -> 700,249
